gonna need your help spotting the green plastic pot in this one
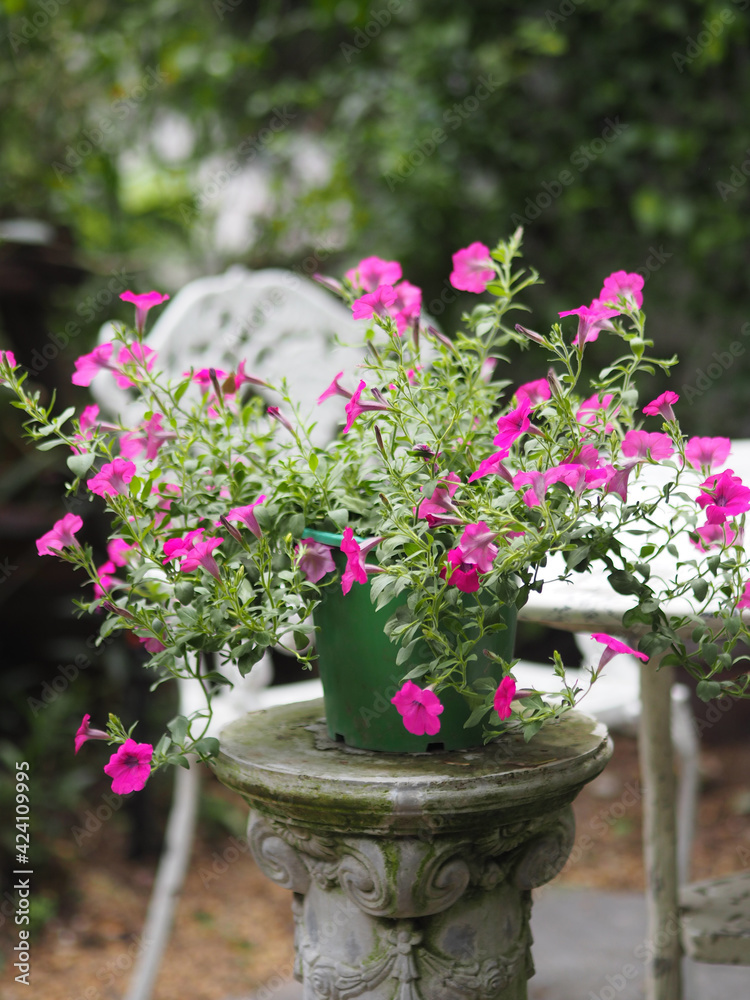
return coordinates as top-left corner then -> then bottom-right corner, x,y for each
304,529 -> 517,753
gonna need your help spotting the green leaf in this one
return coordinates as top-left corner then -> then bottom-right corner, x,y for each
67,452 -> 95,477
638,632 -> 675,657
167,715 -> 189,744
522,719 -> 545,742
175,582 -> 195,604
566,545 -> 590,570
696,680 -> 722,702
308,453 -> 319,473
174,380 -> 191,404
192,737 -> 220,757
691,579 -> 709,602
288,513 -> 306,538
201,671 -> 234,687
608,570 -> 642,596
701,642 -> 718,666
622,606 -> 654,629
464,703 -> 491,728
36,438 -> 65,451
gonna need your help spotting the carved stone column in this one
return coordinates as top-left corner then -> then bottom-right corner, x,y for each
213,700 -> 612,1000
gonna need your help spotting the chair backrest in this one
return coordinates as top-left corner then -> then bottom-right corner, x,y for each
93,266 -> 364,442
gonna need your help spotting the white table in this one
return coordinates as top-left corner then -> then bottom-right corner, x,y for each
518,440 -> 750,1000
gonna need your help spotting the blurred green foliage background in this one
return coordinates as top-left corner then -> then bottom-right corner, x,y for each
1,0 -> 750,933
1,0 -> 750,428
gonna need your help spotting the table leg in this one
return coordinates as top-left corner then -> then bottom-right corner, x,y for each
638,653 -> 683,1000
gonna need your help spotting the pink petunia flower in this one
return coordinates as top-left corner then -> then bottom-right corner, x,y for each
179,537 -> 224,580
74,714 -> 109,754
103,739 -> 154,795
120,413 -> 171,461
71,343 -> 115,386
449,242 -> 495,294
494,396 -> 532,453
451,521 -> 498,573
345,256 -> 402,292
685,436 -> 732,471
440,549 -> 480,593
223,496 -> 267,539
514,464 -> 590,507
108,538 -> 135,566
186,367 -> 229,388
737,580 -> 750,610
513,469 -> 550,508
87,458 -> 137,498
295,538 -> 336,583
591,633 -> 649,673
493,676 -> 517,720
599,271 -> 644,310
93,560 -> 119,598
642,391 -> 679,421
162,528 -> 206,565
559,300 -> 621,346
340,527 -> 382,595
691,522 -> 740,552
697,469 -> 750,525
231,360 -> 270,392
114,343 -> 157,389
36,513 -> 84,556
391,680 -> 444,736
343,380 -> 389,434
317,371 -> 352,404
415,472 -> 461,519
468,452 -> 513,484
621,430 -> 674,462
0,349 -> 17,380
391,280 -> 422,335
120,290 -> 170,335
138,634 -> 167,654
576,393 -> 617,434
352,285 -> 397,322
600,462 -> 638,502
515,378 -> 551,407
564,443 -> 602,468
79,404 -> 100,432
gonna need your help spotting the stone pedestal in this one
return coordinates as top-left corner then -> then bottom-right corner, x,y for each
213,700 -> 612,1000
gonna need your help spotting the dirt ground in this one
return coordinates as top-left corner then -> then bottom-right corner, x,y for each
2,734 -> 750,1000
